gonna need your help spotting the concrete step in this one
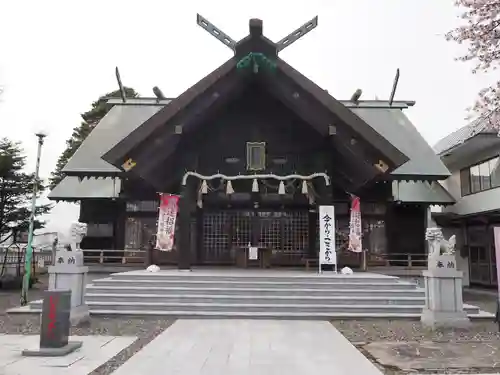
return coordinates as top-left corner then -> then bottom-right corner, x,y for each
109,271 -> 401,284
27,297 -> 481,315
11,304 -> 494,320
34,300 -> 480,315
84,293 -> 426,306
84,285 -> 426,297
91,278 -> 419,290
9,270 -> 492,321
69,309 -> 495,320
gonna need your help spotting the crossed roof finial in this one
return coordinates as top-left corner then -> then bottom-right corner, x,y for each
196,14 -> 318,53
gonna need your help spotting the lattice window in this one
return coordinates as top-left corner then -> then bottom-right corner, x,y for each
203,211 -> 231,262
281,211 -> 308,255
258,211 -> 282,250
246,142 -> 266,171
335,217 -> 349,252
231,211 -> 252,247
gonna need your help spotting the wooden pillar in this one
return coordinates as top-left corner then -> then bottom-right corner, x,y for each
195,207 -> 204,264
178,181 -> 195,270
251,202 -> 260,247
385,203 -> 396,256
423,204 -> 433,255
308,208 -> 317,259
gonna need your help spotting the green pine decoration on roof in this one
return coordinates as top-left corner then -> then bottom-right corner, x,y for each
236,52 -> 277,73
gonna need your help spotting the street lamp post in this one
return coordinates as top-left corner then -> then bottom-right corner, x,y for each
20,132 -> 47,306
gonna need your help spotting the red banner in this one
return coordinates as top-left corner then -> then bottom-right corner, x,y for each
348,195 -> 362,253
156,194 -> 179,251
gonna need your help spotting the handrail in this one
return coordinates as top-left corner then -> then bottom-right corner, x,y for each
368,252 -> 427,269
81,248 -> 146,265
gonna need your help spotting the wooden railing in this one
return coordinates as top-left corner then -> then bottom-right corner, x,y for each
82,249 -> 146,265
367,253 -> 428,269
78,248 -> 429,270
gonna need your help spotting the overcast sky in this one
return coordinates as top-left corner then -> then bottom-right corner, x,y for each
0,0 -> 497,235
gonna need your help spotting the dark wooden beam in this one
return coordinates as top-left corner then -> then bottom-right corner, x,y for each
261,70 -> 396,179
308,209 -> 318,259
259,74 -> 385,191
275,59 -> 409,171
102,58 -> 238,169
120,68 -> 248,183
258,73 -> 327,136
195,207 -> 204,264
177,181 -> 195,270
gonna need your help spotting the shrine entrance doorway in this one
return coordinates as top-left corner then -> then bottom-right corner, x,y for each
199,209 -> 309,266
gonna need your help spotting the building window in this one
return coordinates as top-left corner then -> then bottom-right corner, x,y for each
470,165 -> 481,193
86,223 -> 113,237
460,156 -> 500,196
460,168 -> 471,196
246,142 -> 266,171
126,200 -> 159,212
490,157 -> 500,187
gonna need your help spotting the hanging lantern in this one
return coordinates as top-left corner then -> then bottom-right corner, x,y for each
252,179 -> 259,193
301,180 -> 308,195
278,181 -> 286,195
226,180 -> 234,195
200,180 -> 208,194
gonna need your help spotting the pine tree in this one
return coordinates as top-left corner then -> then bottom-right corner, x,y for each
0,138 -> 52,244
49,87 -> 138,189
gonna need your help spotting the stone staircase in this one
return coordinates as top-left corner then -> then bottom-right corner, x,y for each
11,270 -> 494,319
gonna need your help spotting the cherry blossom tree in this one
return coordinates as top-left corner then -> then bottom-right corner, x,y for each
446,0 -> 500,122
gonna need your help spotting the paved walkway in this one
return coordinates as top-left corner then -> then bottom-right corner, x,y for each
0,334 -> 136,375
111,319 -> 383,375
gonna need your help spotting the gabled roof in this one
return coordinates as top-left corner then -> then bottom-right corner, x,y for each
392,181 -> 455,205
48,176 -> 121,201
101,20 -> 409,186
433,111 -> 498,155
57,97 -> 444,181
62,105 -> 163,175
102,59 -> 237,165
273,59 -> 408,167
353,108 -> 450,179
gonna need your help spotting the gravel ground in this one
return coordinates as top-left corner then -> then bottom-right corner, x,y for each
0,274 -> 175,375
332,292 -> 500,374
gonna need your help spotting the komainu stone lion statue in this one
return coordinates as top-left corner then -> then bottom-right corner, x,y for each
425,227 -> 456,267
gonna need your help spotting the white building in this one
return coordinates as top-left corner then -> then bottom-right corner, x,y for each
434,113 -> 500,288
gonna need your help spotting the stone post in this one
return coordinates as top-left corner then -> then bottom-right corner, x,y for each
421,227 -> 470,329
48,222 -> 89,325
22,290 -> 83,357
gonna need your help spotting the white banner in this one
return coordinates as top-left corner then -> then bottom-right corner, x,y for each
319,205 -> 336,265
156,194 -> 179,251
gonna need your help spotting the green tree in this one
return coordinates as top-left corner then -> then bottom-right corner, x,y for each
49,87 -> 138,189
0,138 -> 52,244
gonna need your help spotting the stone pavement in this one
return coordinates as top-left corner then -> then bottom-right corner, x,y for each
0,334 -> 136,375
111,319 -> 383,375
364,340 -> 500,373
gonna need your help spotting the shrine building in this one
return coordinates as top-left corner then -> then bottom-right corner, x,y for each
48,16 -> 455,270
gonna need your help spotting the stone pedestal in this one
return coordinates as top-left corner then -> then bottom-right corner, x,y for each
421,258 -> 470,329
48,250 -> 89,325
